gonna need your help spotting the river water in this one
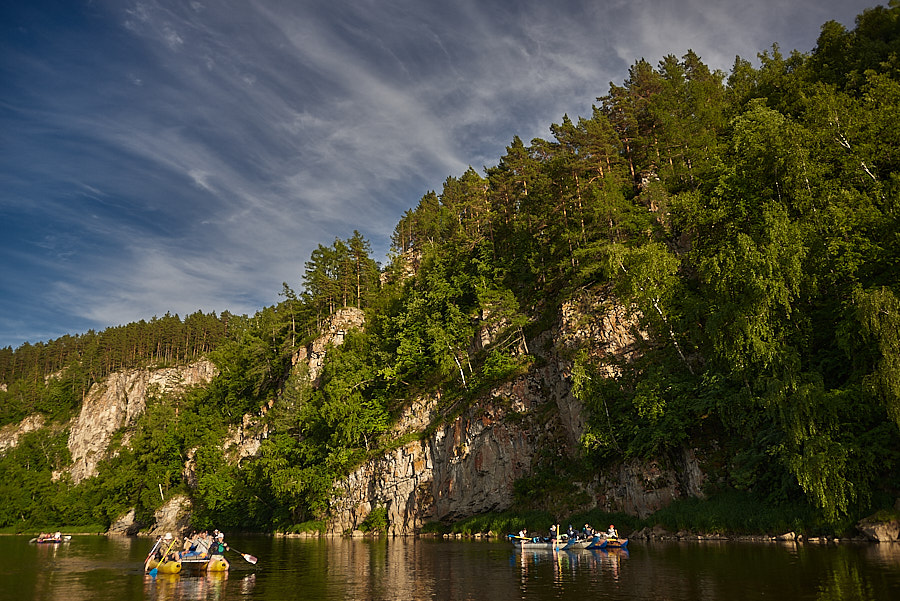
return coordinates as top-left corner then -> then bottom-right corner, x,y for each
2,535 -> 899,600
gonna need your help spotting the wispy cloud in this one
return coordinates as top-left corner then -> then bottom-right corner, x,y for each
0,0 -> 876,347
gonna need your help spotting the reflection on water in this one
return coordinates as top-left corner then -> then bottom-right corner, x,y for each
2,535 -> 899,601
815,543 -> 900,601
514,546 -> 629,597
143,572 -> 234,601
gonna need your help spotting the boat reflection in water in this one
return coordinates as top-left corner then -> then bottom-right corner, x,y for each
515,543 -> 630,596
143,570 -> 233,600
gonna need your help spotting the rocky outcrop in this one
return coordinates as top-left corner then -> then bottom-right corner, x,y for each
556,291 -> 647,374
108,508 -> 141,536
0,414 -> 45,455
593,448 -> 707,518
546,292 -> 647,452
67,360 -> 218,484
109,495 -> 192,538
329,385 -> 539,535
183,410 -> 269,488
857,513 -> 900,542
146,494 -> 193,537
326,289 -> 700,535
291,307 -> 365,383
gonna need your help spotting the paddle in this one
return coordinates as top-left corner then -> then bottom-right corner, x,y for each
144,537 -> 163,570
149,538 -> 177,576
228,547 -> 258,565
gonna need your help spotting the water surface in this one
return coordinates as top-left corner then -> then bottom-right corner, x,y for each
2,535 -> 898,600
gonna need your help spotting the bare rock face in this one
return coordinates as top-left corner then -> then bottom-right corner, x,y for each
292,307 -> 365,383
593,448 -> 707,518
146,494 -> 193,537
857,516 -> 900,542
329,387 -> 539,535
108,508 -> 141,536
0,414 -> 45,455
557,292 -> 647,375
108,496 -> 192,537
67,360 -> 217,484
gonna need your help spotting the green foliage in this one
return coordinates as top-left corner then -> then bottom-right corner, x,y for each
303,232 -> 381,321
443,510 -> 554,536
650,490 -> 819,535
0,429 -> 71,529
285,520 -> 325,534
0,312 -> 230,427
853,287 -> 900,427
358,506 -> 388,533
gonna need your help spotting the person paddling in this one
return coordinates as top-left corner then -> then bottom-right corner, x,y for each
207,532 -> 231,572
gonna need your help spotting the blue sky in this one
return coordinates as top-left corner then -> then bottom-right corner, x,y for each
0,0 -> 879,349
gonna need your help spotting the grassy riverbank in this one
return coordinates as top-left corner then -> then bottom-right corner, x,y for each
0,525 -> 107,536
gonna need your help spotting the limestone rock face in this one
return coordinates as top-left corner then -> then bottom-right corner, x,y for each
593,448 -> 707,518
329,388 -> 538,535
67,360 -> 217,484
0,414 -> 45,455
292,307 -> 365,383
108,508 -> 141,536
557,292 -> 646,372
857,516 -> 900,542
326,290 -> 698,535
146,494 -> 193,537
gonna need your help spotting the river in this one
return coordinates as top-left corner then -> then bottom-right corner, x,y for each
2,535 -> 899,600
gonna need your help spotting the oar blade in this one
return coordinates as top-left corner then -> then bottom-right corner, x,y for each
242,553 -> 258,565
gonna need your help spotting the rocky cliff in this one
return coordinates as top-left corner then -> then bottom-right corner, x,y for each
292,307 -> 366,383
325,290 -> 708,534
0,292 -> 709,536
0,414 -> 46,455
67,360 -> 218,484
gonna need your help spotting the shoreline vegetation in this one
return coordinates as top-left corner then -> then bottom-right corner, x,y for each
8,492 -> 899,543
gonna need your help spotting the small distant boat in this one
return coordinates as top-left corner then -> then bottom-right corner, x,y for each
567,537 -> 594,549
29,534 -> 71,544
587,536 -> 629,549
509,534 -> 577,551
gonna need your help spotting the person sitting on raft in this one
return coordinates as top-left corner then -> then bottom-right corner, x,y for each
211,533 -> 229,556
156,532 -> 181,561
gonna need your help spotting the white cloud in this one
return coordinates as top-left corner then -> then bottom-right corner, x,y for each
0,0 -> 881,346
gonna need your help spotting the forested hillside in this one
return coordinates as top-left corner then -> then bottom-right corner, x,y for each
1,4 -> 899,535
